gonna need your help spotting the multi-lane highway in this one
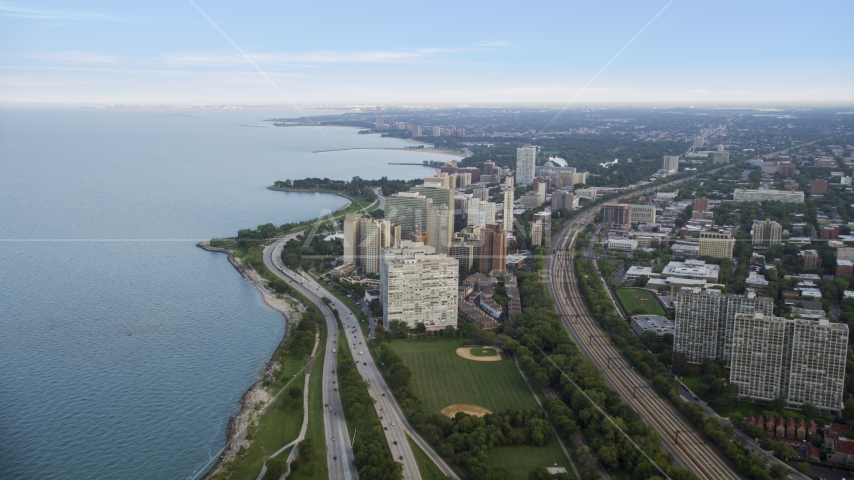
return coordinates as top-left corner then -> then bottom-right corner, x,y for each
265,238 -> 458,480
263,241 -> 357,480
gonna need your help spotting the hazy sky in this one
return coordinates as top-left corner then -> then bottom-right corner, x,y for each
1,0 -> 852,105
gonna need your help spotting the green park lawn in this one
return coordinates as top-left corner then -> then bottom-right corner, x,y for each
387,338 -> 537,414
469,347 -> 498,357
487,445 -> 573,480
615,288 -> 666,316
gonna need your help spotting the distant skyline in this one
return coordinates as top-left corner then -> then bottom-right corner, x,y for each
1,0 -> 853,105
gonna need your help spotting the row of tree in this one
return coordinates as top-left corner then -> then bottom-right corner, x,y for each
503,248 -> 691,480
573,255 -> 783,479
336,325 -> 404,480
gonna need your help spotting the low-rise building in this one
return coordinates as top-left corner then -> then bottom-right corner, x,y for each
604,237 -> 638,251
733,188 -> 805,204
661,259 -> 721,282
630,315 -> 674,340
625,266 -> 657,281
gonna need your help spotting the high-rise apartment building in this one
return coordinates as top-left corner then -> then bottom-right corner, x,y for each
662,155 -> 680,172
699,231 -> 734,259
479,224 -> 506,274
458,167 -> 481,183
811,179 -> 829,195
343,213 -> 395,273
552,190 -> 574,210
410,182 -> 454,208
516,145 -> 536,186
693,136 -> 705,149
531,220 -> 543,247
482,160 -> 497,177
603,203 -> 631,233
752,219 -> 782,246
467,198 -> 496,228
432,126 -> 441,136
796,250 -> 820,269
426,205 -> 454,255
503,177 -> 515,233
450,227 -> 481,275
673,288 -> 775,364
473,187 -> 489,201
629,204 -> 656,224
693,197 -> 710,212
380,241 -> 458,331
730,313 -> 848,412
385,192 -> 432,238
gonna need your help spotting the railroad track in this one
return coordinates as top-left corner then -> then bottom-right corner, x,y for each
546,208 -> 741,480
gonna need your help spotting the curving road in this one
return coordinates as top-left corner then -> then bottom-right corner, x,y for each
263,241 -> 357,480
266,237 -> 459,479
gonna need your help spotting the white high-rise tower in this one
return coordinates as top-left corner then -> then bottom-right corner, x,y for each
515,145 -> 536,186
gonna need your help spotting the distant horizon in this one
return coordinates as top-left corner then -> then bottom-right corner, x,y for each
2,1 -> 851,105
3,102 -> 854,109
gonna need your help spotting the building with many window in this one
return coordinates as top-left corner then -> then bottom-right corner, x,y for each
752,219 -> 783,247
503,177 -> 515,233
551,190 -> 574,210
385,192 -> 432,238
479,224 -> 507,274
516,145 -> 536,186
662,155 -> 680,172
733,189 -> 805,204
603,203 -> 631,233
380,241 -> 459,331
673,288 -> 775,364
467,198 -> 496,228
630,204 -> 656,224
730,313 -> 848,413
699,231 -> 734,259
343,213 -> 397,274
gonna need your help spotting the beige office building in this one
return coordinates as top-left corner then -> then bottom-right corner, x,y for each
380,241 -> 459,331
629,204 -> 656,224
699,231 -> 734,259
752,219 -> 782,246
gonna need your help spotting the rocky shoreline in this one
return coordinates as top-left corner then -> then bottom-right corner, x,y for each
196,241 -> 303,479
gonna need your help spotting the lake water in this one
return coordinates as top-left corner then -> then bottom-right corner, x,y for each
0,106 -> 448,479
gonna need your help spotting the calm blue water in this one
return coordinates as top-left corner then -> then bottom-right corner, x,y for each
0,106 -> 445,479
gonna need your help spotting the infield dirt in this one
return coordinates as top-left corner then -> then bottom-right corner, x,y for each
440,404 -> 492,418
455,346 -> 503,362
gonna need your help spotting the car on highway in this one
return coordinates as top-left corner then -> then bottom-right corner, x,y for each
393,441 -> 397,445
332,437 -> 335,441
391,421 -> 396,426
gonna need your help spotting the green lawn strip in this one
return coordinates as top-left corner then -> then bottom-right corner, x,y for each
487,444 -> 572,480
615,288 -> 666,316
290,325 -> 328,479
405,435 -> 446,480
388,338 -> 537,414
211,359 -> 306,480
